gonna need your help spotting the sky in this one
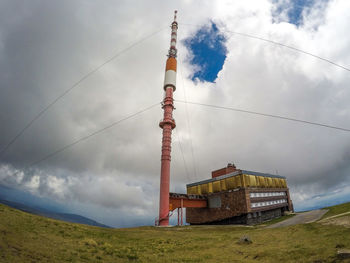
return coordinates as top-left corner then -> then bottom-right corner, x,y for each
184,22 -> 227,82
0,0 -> 350,227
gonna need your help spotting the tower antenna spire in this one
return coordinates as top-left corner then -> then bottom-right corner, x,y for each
158,11 -> 178,226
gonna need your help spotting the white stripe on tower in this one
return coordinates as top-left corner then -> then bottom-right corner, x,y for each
163,10 -> 178,91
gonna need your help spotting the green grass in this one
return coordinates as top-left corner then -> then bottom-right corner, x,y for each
322,202 -> 350,219
1,204 -> 350,263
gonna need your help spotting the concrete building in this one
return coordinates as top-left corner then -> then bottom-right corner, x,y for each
170,163 -> 293,225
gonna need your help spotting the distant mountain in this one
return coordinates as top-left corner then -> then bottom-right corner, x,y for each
0,184 -> 66,213
0,199 -> 111,228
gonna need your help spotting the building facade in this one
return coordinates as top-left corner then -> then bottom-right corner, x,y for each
185,164 -> 293,225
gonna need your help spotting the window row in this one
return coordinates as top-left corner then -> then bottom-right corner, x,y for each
250,192 -> 285,198
251,199 -> 287,208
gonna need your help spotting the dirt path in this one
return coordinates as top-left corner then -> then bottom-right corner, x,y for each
319,211 -> 350,221
319,211 -> 350,227
267,209 -> 329,228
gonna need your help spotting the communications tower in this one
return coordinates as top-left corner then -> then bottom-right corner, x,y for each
158,11 -> 178,226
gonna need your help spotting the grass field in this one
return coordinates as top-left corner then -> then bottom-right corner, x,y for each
1,203 -> 350,263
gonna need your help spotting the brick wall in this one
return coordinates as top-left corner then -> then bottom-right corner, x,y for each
211,166 -> 238,178
186,189 -> 248,224
186,187 -> 292,224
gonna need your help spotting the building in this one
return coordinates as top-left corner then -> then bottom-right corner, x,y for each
170,163 -> 293,225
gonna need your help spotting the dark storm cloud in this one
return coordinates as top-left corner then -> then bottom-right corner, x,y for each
0,0 -> 94,166
0,0 -> 164,173
0,0 -> 173,222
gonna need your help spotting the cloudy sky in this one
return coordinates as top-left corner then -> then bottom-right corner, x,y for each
0,0 -> 350,227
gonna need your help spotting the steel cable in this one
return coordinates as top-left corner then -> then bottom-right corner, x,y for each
175,100 -> 350,132
10,102 -> 160,177
0,27 -> 167,157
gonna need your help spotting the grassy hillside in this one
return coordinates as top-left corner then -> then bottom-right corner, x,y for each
1,203 -> 350,263
322,202 -> 350,219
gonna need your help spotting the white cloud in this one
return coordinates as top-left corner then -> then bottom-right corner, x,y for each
25,175 -> 40,192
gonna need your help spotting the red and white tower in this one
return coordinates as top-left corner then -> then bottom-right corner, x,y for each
158,11 -> 178,226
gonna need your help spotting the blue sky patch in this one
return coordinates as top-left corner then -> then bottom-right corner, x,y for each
184,22 -> 227,83
287,0 -> 313,25
272,0 -> 328,26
